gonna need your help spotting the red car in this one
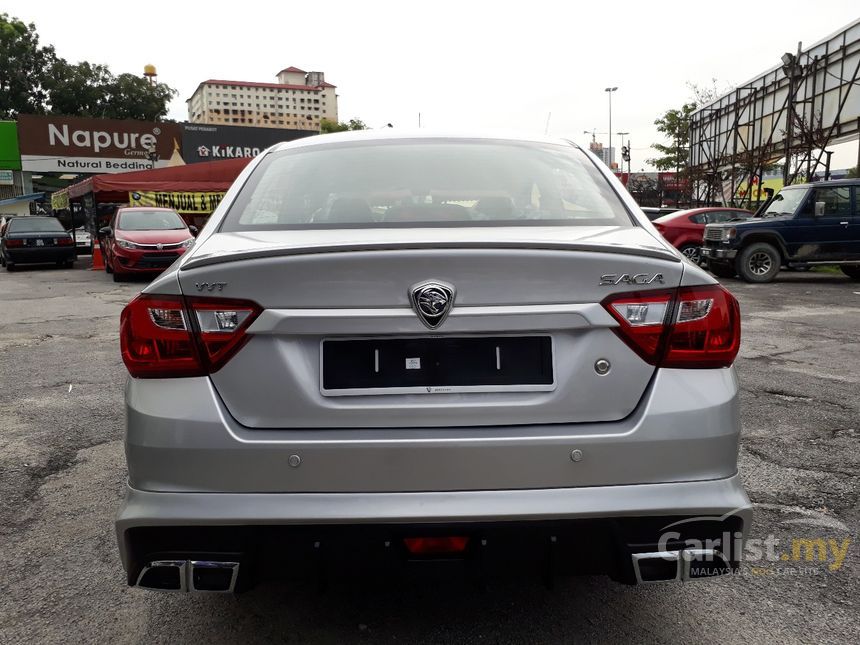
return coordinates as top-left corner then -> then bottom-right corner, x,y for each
100,207 -> 197,282
652,207 -> 751,263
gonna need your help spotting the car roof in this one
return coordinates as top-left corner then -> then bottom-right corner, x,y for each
271,129 -> 581,153
117,206 -> 178,212
783,178 -> 860,188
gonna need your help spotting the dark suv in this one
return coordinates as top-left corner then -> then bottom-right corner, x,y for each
702,179 -> 860,282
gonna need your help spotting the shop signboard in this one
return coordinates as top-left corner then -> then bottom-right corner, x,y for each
17,114 -> 182,173
181,122 -> 312,164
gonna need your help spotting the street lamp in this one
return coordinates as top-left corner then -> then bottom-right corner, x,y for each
605,87 -> 618,167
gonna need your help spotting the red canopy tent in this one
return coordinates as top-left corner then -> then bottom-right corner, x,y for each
66,157 -> 252,201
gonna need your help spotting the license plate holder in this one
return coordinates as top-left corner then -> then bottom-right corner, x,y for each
320,335 -> 555,396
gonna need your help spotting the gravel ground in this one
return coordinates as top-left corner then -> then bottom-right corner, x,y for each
0,263 -> 857,644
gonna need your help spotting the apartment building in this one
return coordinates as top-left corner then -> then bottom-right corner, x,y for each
186,67 -> 338,131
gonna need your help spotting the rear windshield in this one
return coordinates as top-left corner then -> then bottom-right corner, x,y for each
221,139 -> 632,231
7,217 -> 66,233
118,209 -> 186,231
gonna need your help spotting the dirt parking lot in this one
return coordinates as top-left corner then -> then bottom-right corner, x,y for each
0,264 -> 858,644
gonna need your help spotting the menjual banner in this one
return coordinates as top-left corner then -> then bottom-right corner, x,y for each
129,190 -> 225,214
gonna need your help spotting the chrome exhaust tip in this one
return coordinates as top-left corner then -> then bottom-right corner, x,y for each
136,559 -> 240,593
189,560 -> 240,593
136,560 -> 188,592
632,548 -> 730,583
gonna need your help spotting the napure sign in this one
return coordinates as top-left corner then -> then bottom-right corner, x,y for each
18,114 -> 182,173
129,191 -> 226,214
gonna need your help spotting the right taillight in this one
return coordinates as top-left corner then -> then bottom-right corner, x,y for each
120,294 -> 261,378
602,284 -> 740,368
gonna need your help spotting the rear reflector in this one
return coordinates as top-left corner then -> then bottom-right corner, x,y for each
403,536 -> 470,555
602,284 -> 740,368
120,294 -> 261,378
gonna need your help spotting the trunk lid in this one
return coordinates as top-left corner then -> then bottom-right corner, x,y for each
177,226 -> 683,428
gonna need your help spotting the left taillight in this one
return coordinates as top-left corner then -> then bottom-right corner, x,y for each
58,236 -> 74,246
602,284 -> 741,368
120,294 -> 261,378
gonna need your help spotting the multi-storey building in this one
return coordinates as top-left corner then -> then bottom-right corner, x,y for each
186,67 -> 338,131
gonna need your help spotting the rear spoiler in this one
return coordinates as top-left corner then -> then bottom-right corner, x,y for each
182,240 -> 681,270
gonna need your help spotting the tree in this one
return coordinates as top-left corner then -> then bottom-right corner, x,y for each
44,61 -> 176,121
0,13 -> 56,118
847,166 -> 859,179
1,13 -> 175,121
647,80 -> 733,173
320,118 -> 368,133
43,60 -> 113,117
102,73 -> 176,121
646,103 -> 697,171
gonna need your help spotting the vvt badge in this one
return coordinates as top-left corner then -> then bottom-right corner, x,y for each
409,280 -> 456,329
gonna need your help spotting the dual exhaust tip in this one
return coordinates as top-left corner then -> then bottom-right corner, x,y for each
136,550 -> 729,590
136,560 -> 240,593
632,548 -> 731,583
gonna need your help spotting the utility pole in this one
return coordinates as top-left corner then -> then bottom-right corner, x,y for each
605,87 -> 618,168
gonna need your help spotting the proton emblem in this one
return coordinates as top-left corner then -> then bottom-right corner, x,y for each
156,243 -> 164,250
409,280 -> 456,329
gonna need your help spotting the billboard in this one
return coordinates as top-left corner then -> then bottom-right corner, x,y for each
181,122 -> 313,164
17,114 -> 182,173
0,121 -> 22,170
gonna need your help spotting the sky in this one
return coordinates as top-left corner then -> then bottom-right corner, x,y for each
7,1 -> 860,171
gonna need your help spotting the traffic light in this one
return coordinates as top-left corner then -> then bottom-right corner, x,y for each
621,146 -> 630,162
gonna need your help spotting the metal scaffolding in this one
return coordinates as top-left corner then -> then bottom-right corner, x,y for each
688,19 -> 860,207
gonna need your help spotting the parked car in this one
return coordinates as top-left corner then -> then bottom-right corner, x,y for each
702,179 -> 860,282
640,206 -> 681,221
1,216 -> 76,271
116,131 -> 749,594
100,207 -> 196,282
653,207 -> 752,263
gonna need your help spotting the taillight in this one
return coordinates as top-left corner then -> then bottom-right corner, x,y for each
6,239 -> 24,248
602,284 -> 740,368
58,237 -> 74,246
120,294 -> 261,378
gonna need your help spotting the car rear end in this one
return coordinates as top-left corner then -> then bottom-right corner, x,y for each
3,217 -> 75,268
115,133 -> 750,593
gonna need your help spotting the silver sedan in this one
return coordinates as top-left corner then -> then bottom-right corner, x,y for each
115,131 -> 749,594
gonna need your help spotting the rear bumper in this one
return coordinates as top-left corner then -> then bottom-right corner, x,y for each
117,475 -> 751,583
5,247 -> 76,264
119,366 -> 748,583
